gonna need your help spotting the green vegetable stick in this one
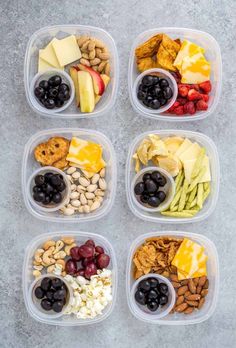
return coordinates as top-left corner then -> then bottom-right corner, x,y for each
191,148 -> 206,179
176,173 -> 184,192
170,187 -> 182,210
185,201 -> 191,210
161,211 -> 194,218
178,179 -> 189,211
197,183 -> 204,209
188,185 -> 198,203
187,166 -> 206,193
190,197 -> 197,208
203,186 -> 211,203
175,170 -> 183,187
203,182 -> 210,191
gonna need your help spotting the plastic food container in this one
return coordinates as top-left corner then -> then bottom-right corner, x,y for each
24,25 -> 119,119
133,68 -> 178,114
29,69 -> 75,114
22,128 -> 117,222
27,166 -> 71,213
130,273 -> 175,321
23,231 -> 117,326
126,129 -> 220,224
131,166 -> 175,213
128,27 -> 222,121
126,231 -> 219,325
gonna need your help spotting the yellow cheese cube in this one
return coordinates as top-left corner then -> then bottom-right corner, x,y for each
180,52 -> 211,84
174,40 -> 205,70
52,35 -> 81,66
39,39 -> 62,68
177,256 -> 207,280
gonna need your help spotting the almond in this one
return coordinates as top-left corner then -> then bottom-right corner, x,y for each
196,285 -> 202,294
201,289 -> 209,297
172,281 -> 181,289
198,276 -> 207,287
169,265 -> 177,274
170,274 -> 179,282
203,279 -> 209,289
177,285 -> 188,296
186,300 -> 199,307
180,279 -> 189,286
184,291 -> 191,298
176,295 -> 184,306
185,294 -> 201,301
198,297 -> 205,309
188,279 -> 196,294
193,277 -> 199,286
175,303 -> 188,312
184,306 -> 194,314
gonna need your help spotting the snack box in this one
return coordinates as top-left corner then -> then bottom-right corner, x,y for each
128,27 -> 222,121
22,128 -> 117,222
24,25 -> 119,118
23,231 -> 117,326
126,231 -> 219,325
126,130 -> 220,223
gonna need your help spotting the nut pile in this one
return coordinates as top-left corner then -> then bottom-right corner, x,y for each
61,166 -> 107,216
77,36 -> 110,75
33,237 -> 76,278
170,271 -> 209,314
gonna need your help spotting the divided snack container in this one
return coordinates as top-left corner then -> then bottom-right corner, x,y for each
24,25 -> 119,118
128,27 -> 222,121
22,128 -> 117,222
126,231 -> 219,325
23,231 -> 117,326
126,129 -> 220,223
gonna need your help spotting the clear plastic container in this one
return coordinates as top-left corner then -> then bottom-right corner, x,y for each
126,129 -> 220,223
130,273 -> 176,321
23,231 -> 117,326
128,27 -> 222,121
22,128 -> 117,222
24,25 -> 119,119
126,231 -> 219,325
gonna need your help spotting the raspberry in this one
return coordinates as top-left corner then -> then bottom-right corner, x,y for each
188,89 -> 202,101
174,105 -> 184,115
177,97 -> 187,105
199,80 -> 212,94
178,85 -> 189,97
201,94 -> 209,102
184,101 -> 196,115
196,100 -> 208,111
168,101 -> 180,112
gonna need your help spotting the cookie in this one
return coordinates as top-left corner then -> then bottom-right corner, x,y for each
52,156 -> 69,170
34,137 -> 70,166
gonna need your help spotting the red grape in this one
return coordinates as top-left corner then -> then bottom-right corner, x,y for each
76,268 -> 85,277
95,246 -> 104,254
79,245 -> 94,258
96,253 -> 110,269
84,262 -> 97,279
82,257 -> 94,268
65,259 -> 77,275
70,246 -> 81,261
85,239 -> 95,248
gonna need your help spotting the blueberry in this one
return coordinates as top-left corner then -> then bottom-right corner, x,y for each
139,84 -> 149,92
158,97 -> 167,106
59,83 -> 70,92
50,174 -> 62,187
145,179 -> 157,193
134,182 -> 145,195
51,278 -> 63,289
142,75 -> 155,86
148,196 -> 161,207
151,75 -> 159,85
137,90 -> 147,101
138,279 -> 151,292
44,172 -> 54,181
140,194 -> 149,204
44,98 -> 55,109
148,277 -> 159,289
150,99 -> 161,109
147,300 -> 159,312
52,192 -> 62,204
135,290 -> 146,305
156,191 -> 166,202
52,300 -> 64,313
57,181 -> 66,192
39,80 -> 49,90
33,191 -> 45,202
46,290 -> 55,301
48,88 -> 58,99
57,90 -> 70,101
150,85 -> 161,97
48,75 -> 62,87
55,98 -> 64,108
159,283 -> 168,295
34,86 -> 45,99
163,86 -> 173,100
159,294 -> 168,305
34,175 -> 45,186
35,286 -> 44,299
33,186 -> 42,193
147,289 -> 158,300
143,173 -> 151,182
54,289 -> 66,300
43,195 -> 51,205
41,299 -> 52,311
143,95 -> 153,107
45,184 -> 54,194
41,277 -> 52,291
159,78 -> 169,88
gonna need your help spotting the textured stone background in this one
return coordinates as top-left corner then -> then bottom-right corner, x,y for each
0,0 -> 236,347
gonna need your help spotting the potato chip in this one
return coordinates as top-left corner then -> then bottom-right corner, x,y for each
132,153 -> 141,173
136,138 -> 151,165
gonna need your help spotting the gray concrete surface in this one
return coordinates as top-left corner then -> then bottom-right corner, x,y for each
0,0 -> 236,347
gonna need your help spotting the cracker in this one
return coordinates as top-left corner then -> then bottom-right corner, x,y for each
34,137 -> 70,166
135,34 -> 163,59
52,156 -> 69,170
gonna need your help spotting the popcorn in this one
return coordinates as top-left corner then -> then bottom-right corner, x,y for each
64,269 -> 112,319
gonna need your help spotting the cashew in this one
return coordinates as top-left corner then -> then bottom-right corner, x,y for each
90,58 -> 101,66
81,40 -> 90,52
47,265 -> 55,273
33,270 -> 41,278
77,36 -> 90,47
80,58 -> 90,66
43,240 -> 56,250
33,260 -> 41,266
56,259 -> 65,270
54,251 -> 66,260
89,49 -> 96,60
42,246 -> 55,266
88,40 -> 96,51
34,249 -> 44,263
53,240 -> 64,255
61,237 -> 75,245
65,243 -> 76,256
33,265 -> 43,271
81,52 -> 89,59
92,38 -> 105,48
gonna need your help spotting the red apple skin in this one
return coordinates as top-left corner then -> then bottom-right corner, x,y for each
78,64 -> 105,96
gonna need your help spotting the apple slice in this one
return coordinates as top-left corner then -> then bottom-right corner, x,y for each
95,74 -> 110,105
77,71 -> 95,113
69,66 -> 80,107
78,64 -> 105,96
